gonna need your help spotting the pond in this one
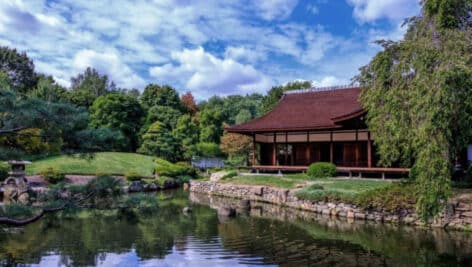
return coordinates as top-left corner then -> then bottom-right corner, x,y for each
1,189 -> 472,266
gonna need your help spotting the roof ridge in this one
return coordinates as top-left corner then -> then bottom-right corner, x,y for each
284,84 -> 358,95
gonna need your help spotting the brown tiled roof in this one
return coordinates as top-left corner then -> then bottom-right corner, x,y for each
226,87 -> 363,133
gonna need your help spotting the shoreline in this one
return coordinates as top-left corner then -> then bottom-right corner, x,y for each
190,180 -> 472,231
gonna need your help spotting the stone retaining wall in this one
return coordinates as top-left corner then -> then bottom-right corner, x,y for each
189,180 -> 472,230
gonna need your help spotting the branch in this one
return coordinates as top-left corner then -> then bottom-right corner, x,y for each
0,204 -> 65,226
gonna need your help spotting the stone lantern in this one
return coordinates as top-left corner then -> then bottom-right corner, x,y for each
1,160 -> 31,204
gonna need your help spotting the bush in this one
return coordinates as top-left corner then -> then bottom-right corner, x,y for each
355,182 -> 416,212
40,167 -> 65,184
177,175 -> 192,184
195,142 -> 222,157
221,170 -> 238,180
307,162 -> 336,179
154,158 -> 196,177
0,162 -> 9,181
125,172 -> 142,182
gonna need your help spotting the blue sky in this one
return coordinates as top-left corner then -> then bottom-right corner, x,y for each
0,0 -> 420,99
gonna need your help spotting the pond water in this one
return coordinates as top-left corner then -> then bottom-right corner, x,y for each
1,189 -> 472,266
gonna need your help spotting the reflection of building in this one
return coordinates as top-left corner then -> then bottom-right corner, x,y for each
226,86 -> 408,177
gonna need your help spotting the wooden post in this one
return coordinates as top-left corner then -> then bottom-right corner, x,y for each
285,132 -> 288,165
306,131 -> 310,164
252,133 -> 256,166
329,131 -> 334,163
273,132 -> 277,165
367,132 -> 372,168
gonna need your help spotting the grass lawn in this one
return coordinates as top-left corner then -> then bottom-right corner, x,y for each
26,152 -> 155,177
220,174 -> 309,188
220,173 -> 391,193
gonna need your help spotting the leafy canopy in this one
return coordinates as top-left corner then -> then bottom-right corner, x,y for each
357,0 -> 472,220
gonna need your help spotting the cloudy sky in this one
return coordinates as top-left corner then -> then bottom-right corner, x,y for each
0,0 -> 420,99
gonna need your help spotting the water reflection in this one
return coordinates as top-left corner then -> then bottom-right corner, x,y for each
0,190 -> 471,266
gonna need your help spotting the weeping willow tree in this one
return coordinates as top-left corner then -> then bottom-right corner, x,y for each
357,0 -> 472,220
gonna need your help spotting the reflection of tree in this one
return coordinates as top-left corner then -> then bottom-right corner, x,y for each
0,190 -> 220,266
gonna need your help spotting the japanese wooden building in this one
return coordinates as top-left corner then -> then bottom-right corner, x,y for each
226,86 -> 409,177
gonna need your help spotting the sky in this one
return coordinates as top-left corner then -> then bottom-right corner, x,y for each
0,0 -> 421,99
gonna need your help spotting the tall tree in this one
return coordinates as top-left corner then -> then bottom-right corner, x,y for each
141,84 -> 182,110
181,91 -> 198,114
173,114 -> 199,160
69,67 -> 114,107
89,93 -> 144,151
199,109 -> 223,143
0,47 -> 37,93
220,132 -> 252,166
29,74 -> 68,102
261,81 -> 312,114
356,0 -> 472,220
138,121 -> 180,161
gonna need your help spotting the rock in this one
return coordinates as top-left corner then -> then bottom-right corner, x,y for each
239,199 -> 251,210
354,212 -> 366,220
128,181 -> 143,192
461,211 -> 472,218
251,186 -> 263,196
162,179 -> 179,189
210,171 -> 231,182
322,209 -> 331,215
218,206 -> 236,217
347,211 -> 355,218
183,182 -> 190,190
183,207 -> 192,213
146,182 -> 160,191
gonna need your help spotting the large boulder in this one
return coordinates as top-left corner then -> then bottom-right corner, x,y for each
128,181 -> 143,192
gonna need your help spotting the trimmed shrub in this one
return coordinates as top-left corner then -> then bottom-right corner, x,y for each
195,142 -> 222,157
40,167 -> 65,184
155,158 -> 196,177
0,162 -> 9,181
125,172 -> 142,182
307,162 -> 336,179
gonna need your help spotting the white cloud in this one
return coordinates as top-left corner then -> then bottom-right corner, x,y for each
347,0 -> 420,22
313,76 -> 346,87
73,49 -> 146,89
149,47 -> 272,99
224,46 -> 267,63
254,0 -> 299,20
307,4 -> 319,15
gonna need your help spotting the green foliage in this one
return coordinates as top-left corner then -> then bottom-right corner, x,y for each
0,162 -> 9,180
173,114 -> 199,160
307,162 -> 336,178
69,67 -> 114,107
199,93 -> 263,125
141,84 -> 182,110
29,75 -> 68,102
199,109 -> 223,143
0,70 -> 11,90
194,142 -> 222,157
121,193 -> 159,213
355,182 -> 417,212
356,1 -> 472,220
138,121 -> 180,161
154,158 -> 196,177
125,172 -> 142,182
0,46 -> 37,93
235,109 -> 252,124
261,81 -> 312,114
39,167 -> 65,184
220,170 -> 238,180
142,105 -> 181,131
90,93 -> 144,151
84,175 -> 123,198
0,203 -> 36,219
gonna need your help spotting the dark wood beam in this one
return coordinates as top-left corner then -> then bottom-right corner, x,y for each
367,131 -> 372,168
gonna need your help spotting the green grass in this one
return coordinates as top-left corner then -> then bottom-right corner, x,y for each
220,175 -> 301,188
27,152 -> 155,177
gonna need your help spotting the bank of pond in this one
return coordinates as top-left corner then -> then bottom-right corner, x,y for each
1,189 -> 472,266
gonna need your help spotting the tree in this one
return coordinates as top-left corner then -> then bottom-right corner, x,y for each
29,74 -> 68,102
89,93 -> 144,151
138,121 -> 180,161
0,89 -> 119,159
142,105 -> 181,131
173,114 -> 199,160
199,109 -> 223,143
69,67 -> 114,107
261,81 -> 312,114
0,46 -> 37,93
181,91 -> 198,114
0,70 -> 12,90
356,0 -> 472,220
141,84 -> 182,110
220,132 -> 252,166
235,109 -> 252,124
